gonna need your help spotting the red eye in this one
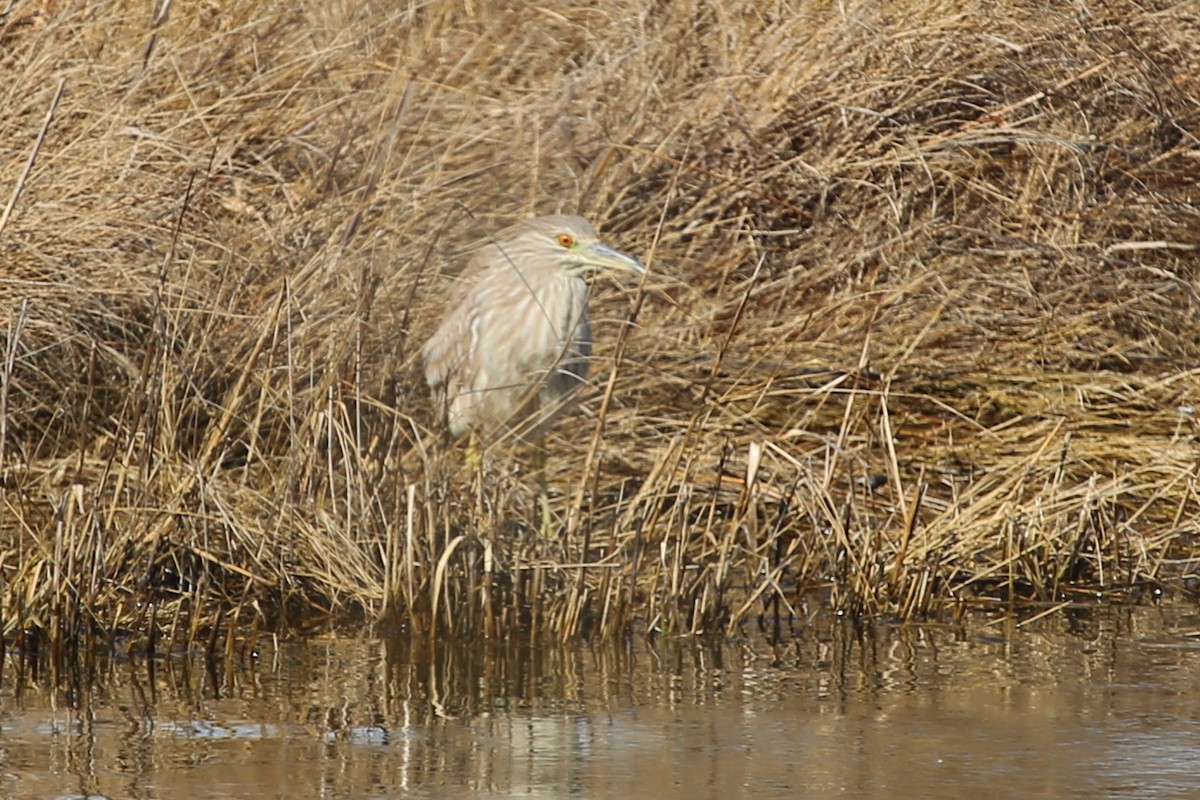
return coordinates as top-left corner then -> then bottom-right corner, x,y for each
557,233 -> 575,248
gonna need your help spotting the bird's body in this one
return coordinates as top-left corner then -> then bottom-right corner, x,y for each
422,215 -> 644,441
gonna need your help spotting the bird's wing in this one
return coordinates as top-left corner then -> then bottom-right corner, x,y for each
420,293 -> 473,394
421,245 -> 497,393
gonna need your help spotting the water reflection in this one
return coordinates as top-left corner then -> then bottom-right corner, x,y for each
2,606 -> 1199,799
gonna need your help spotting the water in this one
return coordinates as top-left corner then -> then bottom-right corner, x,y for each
2,606 -> 1199,799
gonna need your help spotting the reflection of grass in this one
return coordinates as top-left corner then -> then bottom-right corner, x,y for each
2,0 -> 1198,649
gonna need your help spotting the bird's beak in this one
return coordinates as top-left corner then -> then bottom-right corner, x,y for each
582,241 -> 646,275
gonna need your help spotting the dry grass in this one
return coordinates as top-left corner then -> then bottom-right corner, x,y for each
2,0 -> 1200,649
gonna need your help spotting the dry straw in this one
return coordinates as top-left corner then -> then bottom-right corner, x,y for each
1,0 -> 1199,653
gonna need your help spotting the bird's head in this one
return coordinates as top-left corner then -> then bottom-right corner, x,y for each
505,214 -> 646,279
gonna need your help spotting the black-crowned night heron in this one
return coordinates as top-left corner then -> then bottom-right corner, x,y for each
421,214 -> 645,529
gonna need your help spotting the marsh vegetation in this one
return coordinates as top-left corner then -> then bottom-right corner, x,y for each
2,0 -> 1199,653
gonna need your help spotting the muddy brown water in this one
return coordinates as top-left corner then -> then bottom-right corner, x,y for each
2,606 -> 1199,799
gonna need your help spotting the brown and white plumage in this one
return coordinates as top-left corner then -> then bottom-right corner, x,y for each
421,214 -> 644,440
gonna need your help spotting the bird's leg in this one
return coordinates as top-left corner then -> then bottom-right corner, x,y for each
466,430 -> 485,526
465,429 -> 482,474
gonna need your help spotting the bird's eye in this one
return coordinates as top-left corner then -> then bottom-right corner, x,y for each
557,233 -> 575,248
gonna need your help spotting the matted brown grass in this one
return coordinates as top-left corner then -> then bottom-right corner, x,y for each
2,0 -> 1199,647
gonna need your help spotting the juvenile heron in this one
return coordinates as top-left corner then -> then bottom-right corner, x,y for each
421,214 -> 646,443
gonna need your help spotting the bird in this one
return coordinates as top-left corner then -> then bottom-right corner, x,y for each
421,214 -> 645,533
421,214 -> 646,443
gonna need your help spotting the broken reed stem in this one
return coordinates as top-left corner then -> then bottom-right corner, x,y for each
0,78 -> 64,239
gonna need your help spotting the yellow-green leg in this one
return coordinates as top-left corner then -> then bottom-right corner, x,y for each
465,430 -> 482,474
465,431 -> 485,520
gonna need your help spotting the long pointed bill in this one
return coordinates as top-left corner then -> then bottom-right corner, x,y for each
581,241 -> 646,275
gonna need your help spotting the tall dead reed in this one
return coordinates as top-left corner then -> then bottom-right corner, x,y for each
1,0 -> 1198,651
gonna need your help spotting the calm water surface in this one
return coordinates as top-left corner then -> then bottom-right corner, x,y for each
2,606 -> 1199,799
